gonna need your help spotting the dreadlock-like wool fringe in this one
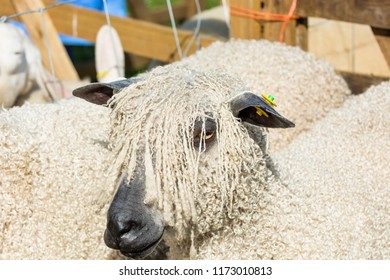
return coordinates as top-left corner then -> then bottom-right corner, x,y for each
106,64 -> 270,242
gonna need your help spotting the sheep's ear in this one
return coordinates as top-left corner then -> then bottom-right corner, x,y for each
230,92 -> 295,128
72,79 -> 133,105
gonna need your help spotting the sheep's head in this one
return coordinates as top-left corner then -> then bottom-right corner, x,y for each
73,64 -> 294,259
0,23 -> 29,107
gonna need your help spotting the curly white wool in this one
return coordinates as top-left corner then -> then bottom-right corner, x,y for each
193,81 -> 390,259
0,98 -> 123,259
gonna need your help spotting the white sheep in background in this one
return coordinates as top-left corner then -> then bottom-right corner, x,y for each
0,23 -> 35,107
0,23 -> 80,108
0,23 -> 53,107
1,40 -> 385,260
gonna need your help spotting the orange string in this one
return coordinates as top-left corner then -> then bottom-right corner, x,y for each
230,0 -> 298,43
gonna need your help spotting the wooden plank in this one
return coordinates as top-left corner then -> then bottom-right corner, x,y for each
2,0 -> 218,62
337,71 -> 389,95
296,0 -> 390,29
309,18 -> 390,77
372,27 -> 390,70
11,0 -> 79,81
1,0 -> 20,16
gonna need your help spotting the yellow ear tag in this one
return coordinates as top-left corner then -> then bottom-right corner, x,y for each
256,107 -> 269,118
261,94 -> 278,107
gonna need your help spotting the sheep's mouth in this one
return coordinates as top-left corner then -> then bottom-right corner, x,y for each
119,229 -> 165,259
104,226 -> 165,259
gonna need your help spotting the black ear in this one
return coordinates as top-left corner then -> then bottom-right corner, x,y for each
230,92 -> 295,128
72,79 -> 136,105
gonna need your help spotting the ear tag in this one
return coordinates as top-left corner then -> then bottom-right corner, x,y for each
256,107 -> 269,118
261,94 -> 278,107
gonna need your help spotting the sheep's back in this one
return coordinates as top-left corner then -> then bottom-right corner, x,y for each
273,81 -> 390,259
0,98 -> 122,259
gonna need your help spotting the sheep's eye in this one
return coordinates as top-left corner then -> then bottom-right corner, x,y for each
193,117 -> 217,148
203,131 -> 215,140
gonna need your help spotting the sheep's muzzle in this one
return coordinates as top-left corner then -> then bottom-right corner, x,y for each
104,171 -> 165,259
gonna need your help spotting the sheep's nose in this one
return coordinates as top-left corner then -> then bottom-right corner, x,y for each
104,216 -> 146,251
104,214 -> 164,259
104,217 -> 138,249
104,171 -> 165,258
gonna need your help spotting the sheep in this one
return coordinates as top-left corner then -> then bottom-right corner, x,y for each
0,23 -> 54,107
75,66 -> 390,260
1,40 -> 354,259
192,81 -> 390,259
0,23 -> 36,107
0,23 -> 81,108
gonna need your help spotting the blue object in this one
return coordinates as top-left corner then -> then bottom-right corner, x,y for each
57,0 -> 128,46
8,21 -> 29,36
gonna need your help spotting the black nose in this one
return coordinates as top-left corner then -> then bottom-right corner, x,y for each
104,215 -> 146,250
104,213 -> 164,258
104,175 -> 165,258
104,217 -> 138,250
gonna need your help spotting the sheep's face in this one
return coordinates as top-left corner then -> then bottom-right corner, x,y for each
73,65 -> 294,259
0,24 -> 29,107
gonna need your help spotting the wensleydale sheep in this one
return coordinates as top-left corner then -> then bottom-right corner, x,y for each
0,40 -> 382,260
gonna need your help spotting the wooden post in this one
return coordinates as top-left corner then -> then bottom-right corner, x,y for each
260,0 -> 296,45
296,0 -> 390,29
230,0 -> 308,50
295,18 -> 308,51
230,0 -> 260,39
372,27 -> 390,70
337,71 -> 390,95
11,0 -> 79,81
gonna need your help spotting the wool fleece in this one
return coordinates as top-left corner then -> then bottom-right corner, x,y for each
194,81 -> 390,259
